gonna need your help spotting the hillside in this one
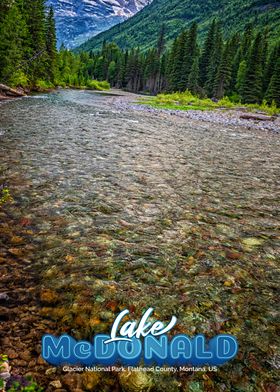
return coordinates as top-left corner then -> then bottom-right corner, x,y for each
77,0 -> 280,52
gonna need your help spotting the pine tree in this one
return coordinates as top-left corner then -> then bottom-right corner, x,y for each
241,32 -> 264,104
0,2 -> 27,85
144,48 -> 160,93
236,60 -> 247,96
158,53 -> 167,91
204,22 -> 223,97
213,40 -> 234,99
200,19 -> 216,86
240,24 -> 253,60
25,0 -> 48,83
263,43 -> 280,96
181,22 -> 198,90
170,30 -> 188,91
228,33 -> 241,93
108,60 -> 117,84
157,24 -> 165,57
188,54 -> 200,95
46,6 -> 57,83
265,58 -> 280,106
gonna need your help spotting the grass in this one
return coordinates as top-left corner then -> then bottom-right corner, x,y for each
139,91 -> 280,116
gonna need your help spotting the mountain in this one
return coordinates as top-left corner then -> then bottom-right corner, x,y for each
77,0 -> 280,52
46,0 -> 152,48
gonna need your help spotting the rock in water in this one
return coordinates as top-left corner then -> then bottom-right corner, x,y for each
119,370 -> 153,392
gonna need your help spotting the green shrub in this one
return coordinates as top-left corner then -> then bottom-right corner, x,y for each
144,90 -> 280,115
98,80 -> 110,90
35,80 -> 54,90
86,79 -> 110,90
9,71 -> 29,88
217,96 -> 235,108
229,93 -> 241,104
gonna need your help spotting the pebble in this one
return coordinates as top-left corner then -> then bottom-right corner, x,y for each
46,367 -> 57,375
6,349 -> 18,359
49,380 -> 62,389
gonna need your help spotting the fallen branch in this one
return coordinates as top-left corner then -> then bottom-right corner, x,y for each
0,83 -> 26,97
240,113 -> 275,121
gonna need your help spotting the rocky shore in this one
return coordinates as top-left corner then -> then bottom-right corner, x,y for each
113,94 -> 280,133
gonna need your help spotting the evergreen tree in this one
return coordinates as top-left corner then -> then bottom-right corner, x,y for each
228,33 -> 241,93
0,2 -> 27,85
157,24 -> 166,56
236,60 -> 247,96
46,6 -> 57,83
263,43 -> 280,95
241,32 -> 264,103
170,30 -> 188,91
181,22 -> 198,90
240,24 -> 253,60
200,19 -> 216,86
265,58 -> 280,106
204,22 -> 223,96
188,55 -> 200,95
108,60 -> 117,84
158,53 -> 167,91
213,40 -> 233,99
25,0 -> 48,83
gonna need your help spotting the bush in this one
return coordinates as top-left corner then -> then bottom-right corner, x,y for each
149,90 -> 280,114
229,93 -> 241,104
86,80 -> 110,90
9,71 -> 29,88
98,80 -> 110,90
217,96 -> 235,108
35,80 -> 54,90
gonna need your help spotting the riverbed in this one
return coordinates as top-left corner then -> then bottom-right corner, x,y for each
0,89 -> 279,391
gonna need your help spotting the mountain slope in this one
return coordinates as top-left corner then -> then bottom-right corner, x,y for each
77,0 -> 280,52
46,0 -> 152,48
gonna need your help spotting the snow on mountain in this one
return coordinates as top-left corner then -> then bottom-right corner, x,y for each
46,0 -> 151,48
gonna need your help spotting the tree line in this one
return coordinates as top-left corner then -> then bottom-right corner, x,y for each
0,0 -> 109,91
0,1 -> 279,106
0,0 -> 57,88
79,21 -> 280,105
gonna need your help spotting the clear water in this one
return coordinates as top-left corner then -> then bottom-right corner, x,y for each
0,89 -> 279,390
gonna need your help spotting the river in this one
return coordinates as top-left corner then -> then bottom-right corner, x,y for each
0,89 -> 279,391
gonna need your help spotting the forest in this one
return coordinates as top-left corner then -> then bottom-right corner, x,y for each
0,0 -> 57,89
72,21 -> 280,105
0,0 -> 279,106
0,0 -> 108,91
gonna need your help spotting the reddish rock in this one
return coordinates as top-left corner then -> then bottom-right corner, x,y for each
6,349 -> 18,359
20,350 -> 32,361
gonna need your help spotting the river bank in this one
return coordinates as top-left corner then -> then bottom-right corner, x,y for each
113,92 -> 280,133
2,86 -> 279,134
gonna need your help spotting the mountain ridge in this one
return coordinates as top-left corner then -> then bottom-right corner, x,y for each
76,0 -> 280,52
46,0 -> 152,48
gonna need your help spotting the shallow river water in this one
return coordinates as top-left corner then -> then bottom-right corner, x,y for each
0,90 -> 279,391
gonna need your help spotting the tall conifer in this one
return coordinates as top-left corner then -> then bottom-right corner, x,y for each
200,19 -> 216,86
46,6 -> 57,83
241,32 -> 264,103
